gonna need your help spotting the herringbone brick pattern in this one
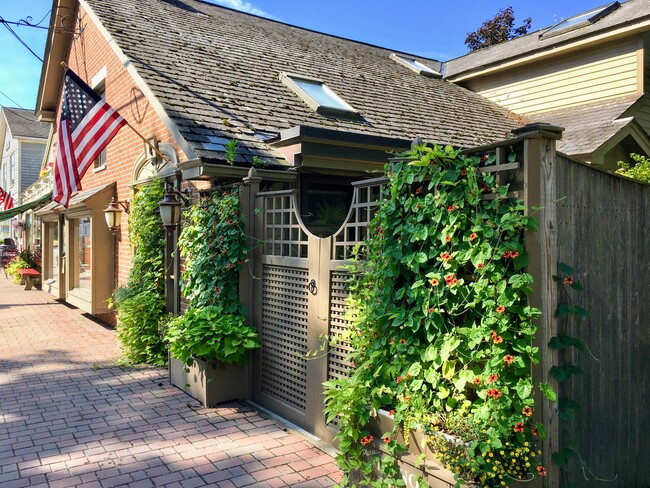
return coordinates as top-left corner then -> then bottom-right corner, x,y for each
0,279 -> 342,487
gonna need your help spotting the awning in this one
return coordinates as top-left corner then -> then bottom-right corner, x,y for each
0,192 -> 52,222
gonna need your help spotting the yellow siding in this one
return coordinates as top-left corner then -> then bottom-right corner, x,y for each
464,39 -> 642,114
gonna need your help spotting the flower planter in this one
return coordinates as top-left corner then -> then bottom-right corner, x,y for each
360,409 -> 475,488
169,356 -> 249,407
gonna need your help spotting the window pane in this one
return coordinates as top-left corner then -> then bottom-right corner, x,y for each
51,224 -> 59,278
292,78 -> 352,111
78,218 -> 91,290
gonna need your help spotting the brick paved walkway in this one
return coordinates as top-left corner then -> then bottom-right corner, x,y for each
0,277 -> 342,487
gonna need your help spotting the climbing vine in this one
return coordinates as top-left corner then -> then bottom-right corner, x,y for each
324,144 -> 552,487
111,179 -> 169,366
166,188 -> 260,365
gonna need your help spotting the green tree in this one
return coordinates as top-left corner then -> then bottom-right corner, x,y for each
465,6 -> 532,52
616,153 -> 650,183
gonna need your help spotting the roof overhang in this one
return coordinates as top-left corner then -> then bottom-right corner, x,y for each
445,17 -> 650,83
179,158 -> 297,182
270,125 -> 413,175
35,0 -> 78,122
590,119 -> 650,167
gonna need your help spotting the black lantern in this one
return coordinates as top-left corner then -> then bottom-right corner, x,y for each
158,191 -> 183,229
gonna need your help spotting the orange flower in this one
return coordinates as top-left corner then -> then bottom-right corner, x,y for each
473,378 -> 481,385
522,406 -> 533,417
504,355 -> 514,365
429,278 -> 439,286
487,374 -> 499,383
440,252 -> 452,261
445,235 -> 451,242
564,277 -> 574,285
477,263 -> 484,269
493,335 -> 503,344
532,427 -> 539,436
496,306 -> 506,314
383,436 -> 391,444
447,205 -> 456,212
400,339 -> 407,344
490,331 -> 498,339
388,410 -> 395,417
537,466 -> 547,477
513,422 -> 524,433
469,232 -> 478,241
445,274 -> 458,286
360,435 -> 374,446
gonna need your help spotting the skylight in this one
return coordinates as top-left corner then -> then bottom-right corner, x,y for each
279,73 -> 359,118
390,53 -> 441,78
541,2 -> 620,39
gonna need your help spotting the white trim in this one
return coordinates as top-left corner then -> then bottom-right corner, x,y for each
91,66 -> 107,90
390,53 -> 441,78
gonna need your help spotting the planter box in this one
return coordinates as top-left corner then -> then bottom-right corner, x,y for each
361,409 -> 475,488
169,356 -> 249,407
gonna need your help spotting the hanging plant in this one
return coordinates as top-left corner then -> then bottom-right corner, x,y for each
166,188 -> 260,365
324,144 -> 550,487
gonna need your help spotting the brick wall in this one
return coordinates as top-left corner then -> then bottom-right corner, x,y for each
56,5 -> 191,294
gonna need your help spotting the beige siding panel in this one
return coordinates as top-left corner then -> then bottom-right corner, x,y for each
466,39 -> 641,114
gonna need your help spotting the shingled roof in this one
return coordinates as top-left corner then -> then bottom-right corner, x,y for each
527,94 -> 643,156
83,0 -> 521,165
445,0 -> 650,79
2,107 -> 50,139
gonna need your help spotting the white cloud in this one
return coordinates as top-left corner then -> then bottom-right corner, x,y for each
210,0 -> 275,19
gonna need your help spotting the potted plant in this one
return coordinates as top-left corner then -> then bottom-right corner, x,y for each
167,187 -> 260,407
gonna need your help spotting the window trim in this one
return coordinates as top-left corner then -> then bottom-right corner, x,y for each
279,72 -> 361,119
390,53 -> 441,78
92,67 -> 108,173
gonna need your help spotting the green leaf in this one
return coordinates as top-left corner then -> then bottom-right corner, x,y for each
559,398 -> 581,421
548,334 -> 587,351
552,447 -> 576,467
514,378 -> 532,400
540,382 -> 557,402
535,423 -> 547,440
442,360 -> 456,380
558,263 -> 575,275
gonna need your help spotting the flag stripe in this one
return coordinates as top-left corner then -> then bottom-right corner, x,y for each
52,68 -> 126,208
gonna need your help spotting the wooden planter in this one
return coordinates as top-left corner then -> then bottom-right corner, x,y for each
169,356 -> 249,407
360,409 -> 474,488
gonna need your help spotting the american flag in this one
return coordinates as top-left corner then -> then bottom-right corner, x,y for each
0,185 -> 14,211
53,68 -> 126,207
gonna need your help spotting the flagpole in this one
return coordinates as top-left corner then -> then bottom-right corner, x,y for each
60,62 -> 174,167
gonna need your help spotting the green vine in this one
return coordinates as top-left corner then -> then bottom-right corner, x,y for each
111,179 -> 169,366
166,188 -> 260,365
324,144 -> 550,487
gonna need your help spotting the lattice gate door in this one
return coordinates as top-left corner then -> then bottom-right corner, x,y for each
252,179 -> 386,441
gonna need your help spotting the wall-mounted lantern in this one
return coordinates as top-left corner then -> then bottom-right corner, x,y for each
103,198 -> 130,235
158,187 -> 190,230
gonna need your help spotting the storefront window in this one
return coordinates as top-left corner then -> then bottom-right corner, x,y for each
78,217 -> 91,290
51,223 -> 59,279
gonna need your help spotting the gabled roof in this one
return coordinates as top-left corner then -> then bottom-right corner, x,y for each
445,0 -> 650,79
2,108 -> 50,140
528,94 -> 642,155
81,0 -> 521,165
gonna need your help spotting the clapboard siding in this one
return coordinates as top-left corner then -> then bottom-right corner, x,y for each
464,38 -> 641,114
555,155 -> 650,486
20,142 -> 46,192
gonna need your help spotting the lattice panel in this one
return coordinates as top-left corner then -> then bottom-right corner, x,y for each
327,271 -> 353,381
261,265 -> 309,411
333,177 -> 387,260
262,192 -> 309,258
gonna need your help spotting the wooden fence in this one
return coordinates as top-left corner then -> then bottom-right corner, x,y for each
555,156 -> 650,486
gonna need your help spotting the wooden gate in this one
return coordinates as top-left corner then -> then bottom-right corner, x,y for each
251,178 -> 386,441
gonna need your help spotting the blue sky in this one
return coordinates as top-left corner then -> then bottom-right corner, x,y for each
1,0 -> 604,111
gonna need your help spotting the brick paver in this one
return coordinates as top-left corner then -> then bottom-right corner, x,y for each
0,278 -> 342,487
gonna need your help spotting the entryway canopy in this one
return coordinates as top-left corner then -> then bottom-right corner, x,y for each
0,192 -> 52,222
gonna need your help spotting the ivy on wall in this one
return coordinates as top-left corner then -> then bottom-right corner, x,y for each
111,179 -> 169,366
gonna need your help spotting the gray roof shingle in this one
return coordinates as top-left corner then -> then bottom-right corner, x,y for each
528,94 -> 642,155
3,108 -> 50,139
445,0 -> 650,78
83,0 -> 521,164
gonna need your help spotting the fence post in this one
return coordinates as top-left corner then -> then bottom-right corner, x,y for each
240,167 -> 263,328
515,123 -> 564,487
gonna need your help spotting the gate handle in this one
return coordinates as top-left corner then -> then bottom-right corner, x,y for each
308,279 -> 317,295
